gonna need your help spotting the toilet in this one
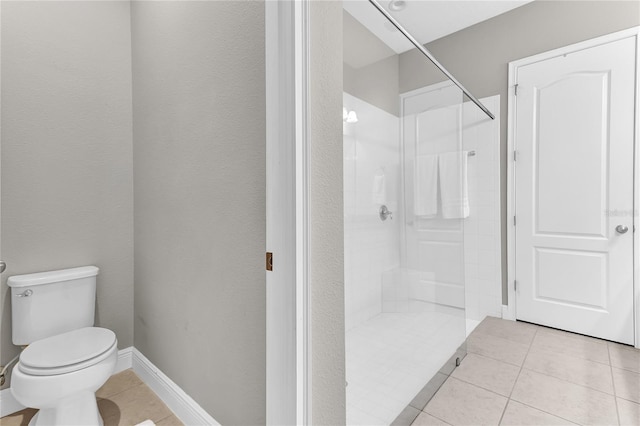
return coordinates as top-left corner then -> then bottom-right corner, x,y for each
8,266 -> 118,426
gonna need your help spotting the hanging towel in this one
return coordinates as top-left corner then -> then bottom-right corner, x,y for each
372,173 -> 386,205
439,151 -> 470,219
414,155 -> 439,217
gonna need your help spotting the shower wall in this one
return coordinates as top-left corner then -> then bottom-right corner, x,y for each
343,9 -> 502,332
400,84 -> 466,312
461,95 -> 502,324
344,93 -> 400,330
372,88 -> 501,326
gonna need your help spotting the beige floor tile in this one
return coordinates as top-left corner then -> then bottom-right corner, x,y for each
617,397 -> 640,426
524,347 -> 614,394
466,332 -> 530,367
156,414 -> 185,426
510,369 -> 618,425
473,317 -> 538,346
96,369 -> 144,399
530,328 -> 610,365
612,367 -> 640,404
451,353 -> 520,396
98,383 -> 172,426
609,343 -> 640,374
1,371 -> 180,426
412,411 -> 451,425
499,400 -> 576,425
0,408 -> 37,426
424,377 -> 508,425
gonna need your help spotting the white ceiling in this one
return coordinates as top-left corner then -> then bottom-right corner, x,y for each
343,0 -> 534,54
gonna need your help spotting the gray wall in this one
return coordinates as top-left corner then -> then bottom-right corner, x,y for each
399,0 -> 640,303
343,10 -> 399,116
0,0 -> 134,384
131,2 -> 266,424
310,1 -> 346,424
1,1 -> 342,423
344,57 -> 399,117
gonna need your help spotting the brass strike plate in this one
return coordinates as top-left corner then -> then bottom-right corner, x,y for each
266,252 -> 273,271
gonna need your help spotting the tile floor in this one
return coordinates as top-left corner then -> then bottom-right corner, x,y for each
346,304 -> 467,425
410,317 -> 640,426
2,319 -> 639,426
1,369 -> 183,426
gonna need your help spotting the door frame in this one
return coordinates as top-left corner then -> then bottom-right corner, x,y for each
505,26 -> 640,348
265,0 -> 311,423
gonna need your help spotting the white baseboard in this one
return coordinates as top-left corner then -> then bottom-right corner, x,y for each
1,346 -> 218,426
115,346 -> 133,373
132,348 -> 219,426
502,304 -> 516,321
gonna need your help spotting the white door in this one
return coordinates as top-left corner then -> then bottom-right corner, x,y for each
514,36 -> 636,345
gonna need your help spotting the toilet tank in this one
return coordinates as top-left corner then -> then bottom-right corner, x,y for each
8,266 -> 99,345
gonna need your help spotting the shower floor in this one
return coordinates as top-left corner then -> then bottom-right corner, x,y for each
346,303 -> 468,425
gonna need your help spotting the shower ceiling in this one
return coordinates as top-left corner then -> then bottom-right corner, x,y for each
344,0 -> 534,54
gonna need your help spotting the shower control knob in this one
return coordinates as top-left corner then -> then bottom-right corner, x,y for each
379,205 -> 393,221
615,225 -> 629,234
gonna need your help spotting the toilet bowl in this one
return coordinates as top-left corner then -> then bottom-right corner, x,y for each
11,327 -> 118,426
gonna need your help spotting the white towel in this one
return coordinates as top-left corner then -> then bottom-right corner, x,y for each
439,151 -> 469,219
372,173 -> 386,205
414,155 -> 439,217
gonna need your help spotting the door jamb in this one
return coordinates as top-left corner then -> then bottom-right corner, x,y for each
265,0 -> 311,423
506,26 -> 640,348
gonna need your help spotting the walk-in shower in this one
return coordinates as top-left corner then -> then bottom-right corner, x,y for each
344,1 -> 502,424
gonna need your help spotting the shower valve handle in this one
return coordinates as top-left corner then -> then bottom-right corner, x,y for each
379,205 -> 393,221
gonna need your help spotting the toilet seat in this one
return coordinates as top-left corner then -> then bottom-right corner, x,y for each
19,327 -> 117,376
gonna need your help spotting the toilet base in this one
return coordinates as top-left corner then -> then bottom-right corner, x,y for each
28,391 -> 104,426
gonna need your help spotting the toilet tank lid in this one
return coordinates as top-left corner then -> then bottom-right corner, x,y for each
7,266 -> 99,288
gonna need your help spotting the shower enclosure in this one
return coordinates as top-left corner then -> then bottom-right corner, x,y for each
343,1 -> 501,424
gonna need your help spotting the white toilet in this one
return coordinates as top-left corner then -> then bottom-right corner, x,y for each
8,266 -> 118,426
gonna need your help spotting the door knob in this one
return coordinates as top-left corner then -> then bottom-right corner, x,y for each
0,261 -> 5,274
615,225 -> 629,234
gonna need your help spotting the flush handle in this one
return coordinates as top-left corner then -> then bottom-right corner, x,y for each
16,289 -> 33,298
616,225 -> 629,234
